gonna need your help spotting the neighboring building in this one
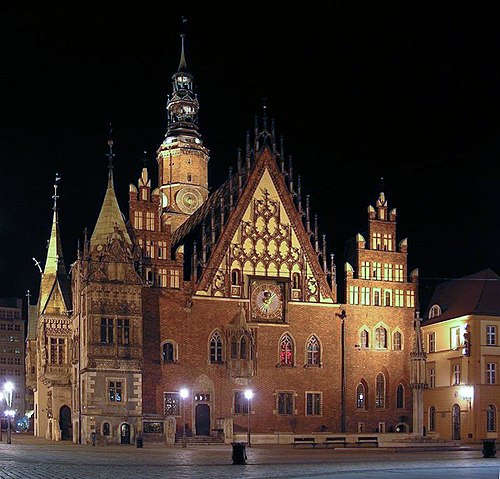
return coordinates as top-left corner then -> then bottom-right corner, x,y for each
0,297 -> 26,423
28,34 -> 418,443
422,269 -> 500,443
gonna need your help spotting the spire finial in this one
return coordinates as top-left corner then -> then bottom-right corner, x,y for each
178,24 -> 188,73
52,173 -> 61,211
142,150 -> 148,168
379,176 -> 385,193
107,124 -> 115,186
26,289 -> 31,305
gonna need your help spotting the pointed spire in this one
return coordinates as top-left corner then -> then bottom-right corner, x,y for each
107,124 -> 115,187
90,137 -> 131,250
178,33 -> 188,72
44,174 -> 66,276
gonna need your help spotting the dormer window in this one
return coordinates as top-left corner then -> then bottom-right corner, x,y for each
428,304 -> 442,319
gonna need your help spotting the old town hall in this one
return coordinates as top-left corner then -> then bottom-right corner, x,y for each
26,35 -> 419,444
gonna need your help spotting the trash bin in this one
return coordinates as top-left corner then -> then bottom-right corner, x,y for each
482,439 -> 496,458
232,442 -> 247,465
136,436 -> 144,448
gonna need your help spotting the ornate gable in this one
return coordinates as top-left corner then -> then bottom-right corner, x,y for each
196,148 -> 333,303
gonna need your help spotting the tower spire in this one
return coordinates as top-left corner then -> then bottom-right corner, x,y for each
178,33 -> 188,72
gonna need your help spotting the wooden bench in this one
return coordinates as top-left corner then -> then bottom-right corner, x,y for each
323,436 -> 348,447
292,437 -> 316,448
355,436 -> 379,447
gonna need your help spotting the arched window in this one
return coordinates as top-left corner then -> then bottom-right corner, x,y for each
292,272 -> 301,289
280,334 -> 294,366
396,383 -> 404,408
384,290 -> 391,306
429,304 -> 442,319
373,290 -> 381,306
306,335 -> 320,366
375,327 -> 387,349
210,331 -> 223,363
231,269 -> 241,286
162,342 -> 175,363
487,404 -> 496,432
356,383 -> 366,409
393,331 -> 402,350
102,422 -> 110,436
429,406 -> 436,432
360,329 -> 369,349
230,337 -> 238,359
240,337 -> 247,360
375,373 -> 385,408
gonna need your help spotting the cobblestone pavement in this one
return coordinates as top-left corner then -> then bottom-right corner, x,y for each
0,435 -> 498,478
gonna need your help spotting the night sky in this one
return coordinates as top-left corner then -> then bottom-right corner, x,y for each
1,3 -> 499,307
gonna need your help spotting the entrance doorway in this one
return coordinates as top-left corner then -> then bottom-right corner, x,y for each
195,404 -> 210,436
59,406 -> 72,441
120,423 -> 131,444
452,404 -> 461,440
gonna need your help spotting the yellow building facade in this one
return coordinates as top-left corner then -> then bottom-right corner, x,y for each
422,270 -> 500,443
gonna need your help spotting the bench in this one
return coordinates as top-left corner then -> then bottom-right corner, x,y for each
355,436 -> 379,447
292,437 -> 316,448
323,436 -> 348,447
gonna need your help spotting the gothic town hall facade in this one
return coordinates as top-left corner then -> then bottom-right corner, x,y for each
26,36 -> 419,444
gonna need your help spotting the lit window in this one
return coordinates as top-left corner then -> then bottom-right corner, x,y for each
169,270 -> 180,289
158,269 -> 168,287
395,264 -> 404,282
375,327 -> 387,349
406,290 -> 415,308
306,392 -> 321,416
428,332 -> 436,353
486,363 -> 496,384
486,325 -> 497,346
394,290 -> 404,307
393,331 -> 402,350
361,262 -> 370,279
306,336 -> 320,366
372,233 -> 382,250
109,380 -> 123,402
280,335 -> 294,366
234,391 -> 250,414
373,289 -> 381,306
383,263 -> 393,281
356,383 -> 366,409
133,211 -> 143,230
49,337 -> 65,364
383,233 -> 393,251
349,286 -> 359,305
450,327 -> 461,349
384,290 -> 392,306
146,212 -> 155,231
157,241 -> 167,259
428,367 -> 436,388
373,262 -> 382,280
452,364 -> 461,385
361,287 -> 370,305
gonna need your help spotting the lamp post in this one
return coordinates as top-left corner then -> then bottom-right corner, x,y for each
244,389 -> 253,447
4,381 -> 14,444
180,388 -> 189,448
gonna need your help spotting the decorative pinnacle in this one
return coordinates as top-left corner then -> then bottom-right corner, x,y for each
52,173 -> 61,211
107,124 -> 115,184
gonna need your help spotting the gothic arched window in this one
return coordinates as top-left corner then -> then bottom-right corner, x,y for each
102,422 -> 110,436
487,404 -> 497,432
393,331 -> 402,350
429,406 -> 436,432
209,331 -> 223,363
396,383 -> 404,408
375,327 -> 387,349
162,342 -> 175,363
240,337 -> 247,360
292,272 -> 301,289
306,335 -> 320,366
356,383 -> 366,409
375,373 -> 386,408
231,269 -> 241,286
230,336 -> 238,359
279,334 -> 294,366
360,329 -> 369,349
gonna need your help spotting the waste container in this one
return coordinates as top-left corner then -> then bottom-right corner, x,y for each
232,442 -> 247,465
136,436 -> 143,448
482,439 -> 496,458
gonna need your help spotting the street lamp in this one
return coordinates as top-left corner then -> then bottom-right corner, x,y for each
244,389 -> 254,447
4,381 -> 14,444
460,385 -> 474,410
180,388 -> 189,448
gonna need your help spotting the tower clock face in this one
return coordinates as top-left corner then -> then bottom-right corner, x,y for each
251,282 -> 284,321
176,187 -> 203,214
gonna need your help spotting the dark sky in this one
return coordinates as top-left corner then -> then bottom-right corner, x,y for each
1,3 -> 499,307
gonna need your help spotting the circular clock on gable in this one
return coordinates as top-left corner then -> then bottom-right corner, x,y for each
176,187 -> 203,214
251,282 -> 283,321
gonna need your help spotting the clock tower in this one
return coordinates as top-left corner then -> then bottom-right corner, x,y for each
157,34 -> 209,232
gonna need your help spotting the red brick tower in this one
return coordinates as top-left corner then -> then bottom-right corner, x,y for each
344,187 -> 418,433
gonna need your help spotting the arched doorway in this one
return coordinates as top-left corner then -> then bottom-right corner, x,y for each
195,404 -> 210,436
452,404 -> 461,440
120,423 -> 131,444
59,405 -> 72,441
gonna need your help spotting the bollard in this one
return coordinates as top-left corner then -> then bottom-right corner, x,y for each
136,436 -> 143,448
232,442 -> 247,465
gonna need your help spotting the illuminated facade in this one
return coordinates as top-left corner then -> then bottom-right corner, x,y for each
422,269 -> 500,443
28,36 -> 419,443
